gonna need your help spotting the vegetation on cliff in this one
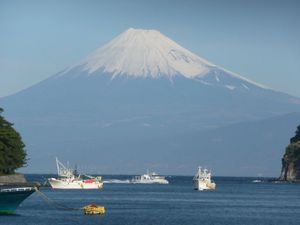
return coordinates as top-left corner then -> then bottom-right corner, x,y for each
279,125 -> 300,181
0,108 -> 27,175
285,142 -> 300,163
286,125 -> 300,162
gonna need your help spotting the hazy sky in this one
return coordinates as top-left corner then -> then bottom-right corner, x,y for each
1,0 -> 300,97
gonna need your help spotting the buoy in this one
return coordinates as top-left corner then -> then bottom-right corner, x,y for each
35,188 -> 105,215
83,204 -> 105,215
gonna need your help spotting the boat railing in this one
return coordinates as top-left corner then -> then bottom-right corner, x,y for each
0,187 -> 35,192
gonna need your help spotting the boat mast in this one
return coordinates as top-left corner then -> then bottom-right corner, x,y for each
56,157 -> 60,175
198,166 -> 201,176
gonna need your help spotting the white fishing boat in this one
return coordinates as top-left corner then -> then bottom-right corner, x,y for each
252,179 -> 262,183
48,158 -> 103,189
193,166 -> 216,191
131,170 -> 169,184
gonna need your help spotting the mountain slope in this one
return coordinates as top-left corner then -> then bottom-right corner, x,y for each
7,111 -> 300,176
1,28 -> 300,175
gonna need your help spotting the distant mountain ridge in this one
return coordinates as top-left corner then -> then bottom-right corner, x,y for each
1,28 -> 300,175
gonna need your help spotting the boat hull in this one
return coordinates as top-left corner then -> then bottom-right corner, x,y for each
131,180 -> 169,184
131,172 -> 169,184
48,178 -> 103,189
194,180 -> 216,191
0,187 -> 35,214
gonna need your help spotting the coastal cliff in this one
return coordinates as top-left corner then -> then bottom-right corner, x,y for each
279,125 -> 300,182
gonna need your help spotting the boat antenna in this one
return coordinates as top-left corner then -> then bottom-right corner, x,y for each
198,166 -> 201,173
56,157 -> 59,175
74,163 -> 78,176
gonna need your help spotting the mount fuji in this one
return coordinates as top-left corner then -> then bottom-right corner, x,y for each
1,28 -> 300,175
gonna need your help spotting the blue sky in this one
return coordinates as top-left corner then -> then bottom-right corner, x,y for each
0,0 -> 300,97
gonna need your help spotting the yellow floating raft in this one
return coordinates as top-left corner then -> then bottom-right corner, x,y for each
83,204 -> 105,215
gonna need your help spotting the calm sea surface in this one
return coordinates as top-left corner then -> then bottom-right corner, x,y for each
1,175 -> 300,225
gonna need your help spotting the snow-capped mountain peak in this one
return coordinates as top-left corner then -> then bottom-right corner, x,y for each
58,28 -> 269,90
72,28 -> 216,78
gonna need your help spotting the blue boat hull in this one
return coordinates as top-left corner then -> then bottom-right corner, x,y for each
0,188 -> 35,214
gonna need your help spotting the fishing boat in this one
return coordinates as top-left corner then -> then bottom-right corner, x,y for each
0,186 -> 35,214
193,166 -> 216,191
131,170 -> 169,184
48,158 -> 103,189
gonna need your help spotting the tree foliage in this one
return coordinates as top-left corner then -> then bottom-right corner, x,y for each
285,125 -> 300,163
290,125 -> 300,143
285,142 -> 300,163
0,108 -> 27,174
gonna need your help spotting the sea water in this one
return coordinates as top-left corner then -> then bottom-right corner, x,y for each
1,175 -> 300,225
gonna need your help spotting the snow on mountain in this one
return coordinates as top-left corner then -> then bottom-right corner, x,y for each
76,28 -> 214,78
58,28 -> 268,91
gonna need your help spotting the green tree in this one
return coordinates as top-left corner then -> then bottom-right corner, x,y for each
285,142 -> 300,163
290,125 -> 300,143
0,108 -> 27,174
284,125 -> 300,163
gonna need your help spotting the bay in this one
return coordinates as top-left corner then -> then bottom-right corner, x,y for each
1,175 -> 300,225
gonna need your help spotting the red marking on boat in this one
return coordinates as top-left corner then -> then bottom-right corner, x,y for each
84,179 -> 96,183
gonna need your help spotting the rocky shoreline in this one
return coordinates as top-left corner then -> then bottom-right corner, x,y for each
278,156 -> 300,182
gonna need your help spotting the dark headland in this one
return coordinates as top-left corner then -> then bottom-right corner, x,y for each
278,125 -> 300,182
